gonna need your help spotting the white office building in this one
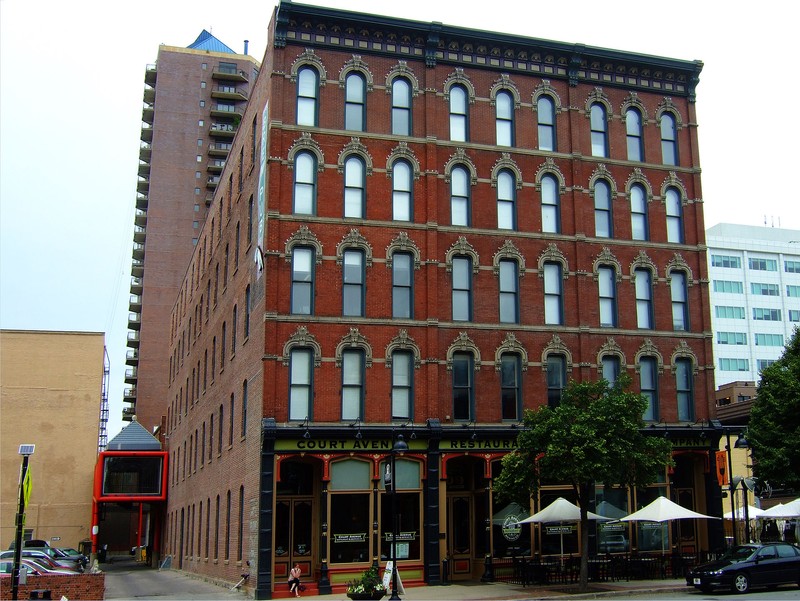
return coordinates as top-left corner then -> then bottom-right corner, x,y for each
707,223 -> 800,388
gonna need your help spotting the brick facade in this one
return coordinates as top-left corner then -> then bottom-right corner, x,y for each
158,3 -> 721,597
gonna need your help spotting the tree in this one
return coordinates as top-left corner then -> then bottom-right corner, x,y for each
494,374 -> 672,591
748,326 -> 800,493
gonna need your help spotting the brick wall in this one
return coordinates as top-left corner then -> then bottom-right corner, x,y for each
0,573 -> 105,600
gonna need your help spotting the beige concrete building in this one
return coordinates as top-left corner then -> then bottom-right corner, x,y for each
0,330 -> 107,549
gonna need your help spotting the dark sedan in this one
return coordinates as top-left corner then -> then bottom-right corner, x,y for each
686,542 -> 800,593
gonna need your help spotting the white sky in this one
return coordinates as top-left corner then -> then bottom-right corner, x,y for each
1,0 -> 798,440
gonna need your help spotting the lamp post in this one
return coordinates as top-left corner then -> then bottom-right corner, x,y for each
724,430 -> 740,547
726,430 -> 750,545
389,434 -> 408,601
734,432 -> 750,543
12,444 -> 35,601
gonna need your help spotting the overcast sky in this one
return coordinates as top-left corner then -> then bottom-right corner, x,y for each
1,0 -> 798,440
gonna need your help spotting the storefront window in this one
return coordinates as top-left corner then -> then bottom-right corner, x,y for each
539,490 -> 578,557
330,459 -> 371,564
492,500 -> 531,557
595,487 -> 630,554
634,487 -> 667,552
380,458 -> 421,561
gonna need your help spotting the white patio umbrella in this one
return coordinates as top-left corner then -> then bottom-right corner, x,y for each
616,496 -> 720,554
516,497 -> 611,563
723,505 -> 766,520
760,498 -> 800,518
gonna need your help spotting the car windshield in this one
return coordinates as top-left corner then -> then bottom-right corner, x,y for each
724,545 -> 758,561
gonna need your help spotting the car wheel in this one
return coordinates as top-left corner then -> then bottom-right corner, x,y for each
732,572 -> 750,594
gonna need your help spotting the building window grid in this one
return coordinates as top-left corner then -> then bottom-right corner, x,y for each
345,72 -> 366,131
594,180 -> 612,238
391,350 -> 413,420
639,357 -> 658,421
541,174 -> 561,234
496,170 -> 516,230
344,156 -> 365,219
626,108 -> 644,161
498,259 -> 519,324
391,78 -> 412,136
717,331 -> 747,345
537,96 -> 556,151
590,103 -> 609,157
754,333 -> 784,346
543,262 -> 563,325
495,90 -> 514,147
450,166 -> 470,226
751,282 -> 780,296
749,257 -> 778,271
660,113 -> 678,165
670,272 -> 689,331
452,352 -> 474,421
630,184 -> 648,241
451,256 -> 473,321
392,252 -> 413,319
713,280 -> 744,294
297,66 -> 319,126
289,348 -> 313,421
341,349 -> 365,420
675,358 -> 694,421
392,160 -> 413,221
635,268 -> 654,328
500,354 -> 522,421
719,358 -> 750,372
546,354 -> 566,408
598,266 -> 617,327
449,85 -> 468,142
711,254 -> 742,269
342,249 -> 365,317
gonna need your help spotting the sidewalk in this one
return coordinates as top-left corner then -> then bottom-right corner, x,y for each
295,579 -> 687,601
103,558 -> 688,600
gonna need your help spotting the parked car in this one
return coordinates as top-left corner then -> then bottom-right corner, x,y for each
686,542 -> 800,593
0,558 -> 79,575
598,534 -> 628,553
56,547 -> 89,568
0,549 -> 83,572
6,539 -> 50,550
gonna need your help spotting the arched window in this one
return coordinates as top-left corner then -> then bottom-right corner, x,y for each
291,247 -> 314,315
635,268 -> 653,329
630,184 -> 649,241
498,259 -> 519,324
289,348 -> 313,421
541,174 -> 560,234
392,159 -> 412,221
598,266 -> 617,327
496,170 -> 516,230
342,349 -> 365,420
296,66 -> 319,127
345,72 -> 366,131
500,353 -> 522,420
391,350 -> 413,420
590,103 -> 609,157
665,187 -> 684,243
293,151 -> 317,215
342,249 -> 365,317
449,85 -> 468,142
452,255 -> 472,321
671,271 -> 689,331
660,113 -> 678,165
537,96 -> 556,151
344,155 -> 365,218
452,351 -> 474,421
496,90 -> 514,146
392,252 -> 413,319
450,165 -> 470,226
241,379 -> 248,437
543,262 -> 563,325
392,78 -> 412,136
639,356 -> 659,421
675,358 -> 694,421
625,107 -> 644,161
546,354 -> 566,407
594,179 -> 612,238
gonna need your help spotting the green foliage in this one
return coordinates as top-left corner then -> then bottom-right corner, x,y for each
346,565 -> 386,595
749,327 -> 800,491
494,374 -> 673,506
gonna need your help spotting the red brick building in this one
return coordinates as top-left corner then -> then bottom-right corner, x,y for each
160,3 -> 722,597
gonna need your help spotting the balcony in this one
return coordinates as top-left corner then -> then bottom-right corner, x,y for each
131,257 -> 144,278
140,123 -> 153,143
139,142 -> 151,162
126,349 -> 139,365
128,311 -> 141,330
205,194 -> 214,207
206,175 -> 220,189
136,193 -> 148,210
130,275 -> 143,295
133,225 -> 146,244
124,366 -> 138,383
208,142 -> 232,157
122,406 -> 136,421
211,85 -> 248,102
209,123 -> 236,138
144,63 -> 157,86
132,242 -> 145,261
143,85 -> 155,104
142,103 -> 154,124
137,176 -> 149,195
211,65 -> 247,82
134,209 -> 147,227
127,331 -> 140,348
207,159 -> 226,173
210,106 -> 243,120
129,294 -> 142,312
138,160 -> 151,178
123,387 -> 137,403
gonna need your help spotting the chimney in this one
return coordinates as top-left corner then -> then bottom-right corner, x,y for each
244,40 -> 249,55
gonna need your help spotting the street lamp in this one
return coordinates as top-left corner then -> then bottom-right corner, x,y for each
389,434 -> 408,601
725,430 -> 750,545
12,444 -> 35,601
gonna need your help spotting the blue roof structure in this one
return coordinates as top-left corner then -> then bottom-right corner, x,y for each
188,29 -> 236,54
107,418 -> 162,451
